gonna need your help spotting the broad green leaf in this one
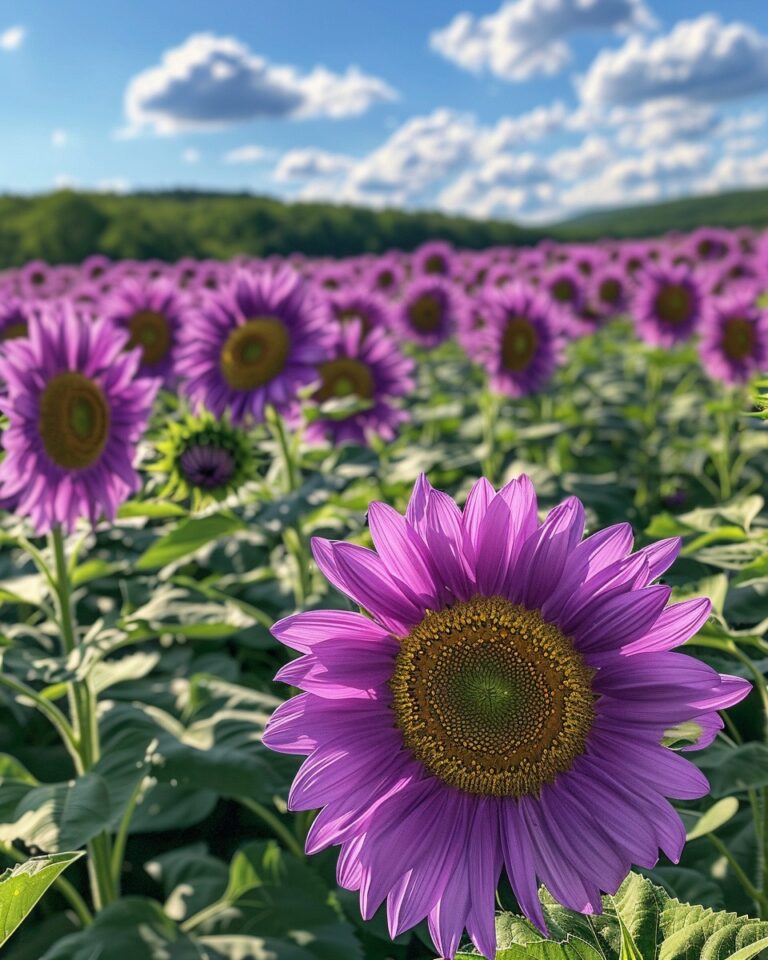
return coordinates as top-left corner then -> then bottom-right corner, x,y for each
194,840 -> 362,960
488,874 -> 768,960
701,744 -> 768,796
726,937 -> 768,960
686,798 -> 740,841
0,852 -> 83,948
136,512 -> 244,570
0,774 -> 112,852
40,898 -> 203,959
90,651 -> 160,695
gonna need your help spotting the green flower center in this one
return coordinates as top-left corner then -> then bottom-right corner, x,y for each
220,316 -> 291,391
551,279 -> 576,303
315,357 -> 374,402
722,316 -> 755,361
501,316 -> 538,372
0,321 -> 28,341
127,309 -> 171,367
407,294 -> 443,334
391,596 -> 595,797
38,372 -> 111,470
654,284 -> 693,326
424,254 -> 447,275
599,279 -> 622,305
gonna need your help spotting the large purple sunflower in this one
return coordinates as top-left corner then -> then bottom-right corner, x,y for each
305,321 -> 414,447
100,277 -> 187,387
0,304 -> 158,533
177,268 -> 332,424
265,476 -> 750,959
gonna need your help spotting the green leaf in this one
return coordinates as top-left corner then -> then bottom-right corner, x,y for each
686,798 -> 740,841
0,774 -> 112,853
191,840 -> 362,960
136,512 -> 244,570
488,873 -> 768,960
117,499 -> 188,520
700,744 -> 768,796
0,852 -> 83,948
40,898 -> 204,959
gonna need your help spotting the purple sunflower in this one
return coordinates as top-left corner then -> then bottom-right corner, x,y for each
395,277 -> 457,349
101,277 -> 187,387
0,297 -> 35,345
305,321 -> 414,447
699,287 -> 768,385
177,268 -> 332,425
544,264 -> 586,317
264,476 -> 750,959
633,263 -> 705,347
477,283 -> 561,396
0,303 -> 158,533
322,288 -> 392,339
413,240 -> 455,278
590,265 -> 629,319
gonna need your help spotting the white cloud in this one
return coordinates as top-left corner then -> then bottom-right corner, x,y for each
182,147 -> 201,164
122,33 -> 397,135
223,145 -> 268,165
54,173 -> 78,190
580,15 -> 768,107
696,151 -> 768,194
96,178 -> 131,194
611,98 -> 717,149
274,148 -> 355,182
549,135 -> 613,180
51,129 -> 69,148
430,0 -> 653,82
0,25 -> 25,51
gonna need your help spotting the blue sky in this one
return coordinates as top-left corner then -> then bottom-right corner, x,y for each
3,0 -> 768,223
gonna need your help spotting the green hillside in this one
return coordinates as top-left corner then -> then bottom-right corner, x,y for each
1,186 -> 767,267
555,187 -> 768,239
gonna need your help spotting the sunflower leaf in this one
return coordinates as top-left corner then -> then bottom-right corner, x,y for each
0,853 -> 83,949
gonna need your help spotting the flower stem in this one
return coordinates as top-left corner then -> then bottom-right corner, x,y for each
50,526 -> 115,913
237,796 -> 306,860
267,408 -> 312,607
480,387 -> 500,484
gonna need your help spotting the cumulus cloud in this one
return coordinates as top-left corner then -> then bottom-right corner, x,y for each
0,25 -> 25,51
122,33 -> 397,135
430,0 -> 653,82
579,15 -> 768,107
223,145 -> 269,165
274,149 -> 355,183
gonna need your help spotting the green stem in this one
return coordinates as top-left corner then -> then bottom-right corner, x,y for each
480,387 -> 499,484
0,672 -> 79,762
110,776 -> 145,894
237,796 -> 306,860
714,407 -> 734,502
180,899 -> 229,934
0,842 -> 93,928
268,408 -> 312,607
50,526 -> 116,913
709,834 -> 768,916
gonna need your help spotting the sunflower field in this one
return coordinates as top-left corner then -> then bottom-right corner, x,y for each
0,230 -> 767,959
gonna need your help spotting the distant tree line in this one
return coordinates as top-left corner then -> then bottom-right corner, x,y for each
0,187 -> 766,267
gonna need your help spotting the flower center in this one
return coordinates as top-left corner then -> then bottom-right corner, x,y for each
501,316 -> 538,372
424,254 -> 447,275
551,278 -> 576,303
722,316 -> 755,361
408,294 -> 443,334
315,358 -> 374,402
179,445 -> 236,489
38,372 -> 111,470
654,284 -> 692,326
0,321 -> 28,341
391,596 -> 595,797
127,309 -> 171,367
599,279 -> 622,305
219,316 -> 291,391
377,270 -> 394,289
